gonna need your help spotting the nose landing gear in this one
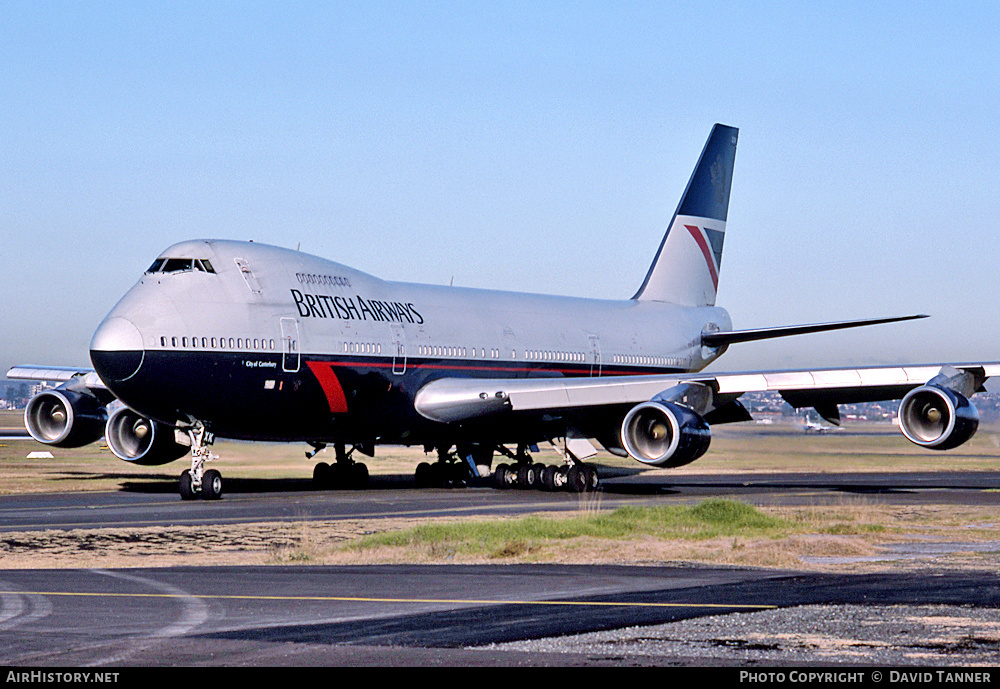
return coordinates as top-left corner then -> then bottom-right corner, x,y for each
178,423 -> 222,500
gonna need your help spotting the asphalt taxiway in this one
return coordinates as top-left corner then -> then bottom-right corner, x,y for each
2,469 -> 999,533
3,563 -> 999,666
2,467 -> 1000,666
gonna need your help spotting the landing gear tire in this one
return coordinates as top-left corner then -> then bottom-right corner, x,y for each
564,464 -> 599,493
313,462 -> 331,487
415,462 -> 434,488
566,466 -> 587,493
179,470 -> 196,500
516,463 -> 536,489
202,469 -> 223,500
553,466 -> 569,490
493,463 -> 506,488
541,465 -> 558,491
351,462 -> 369,489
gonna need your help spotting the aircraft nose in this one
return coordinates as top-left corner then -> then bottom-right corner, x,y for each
90,316 -> 145,382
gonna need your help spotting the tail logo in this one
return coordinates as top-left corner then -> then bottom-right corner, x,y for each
683,224 -> 724,291
710,156 -> 731,207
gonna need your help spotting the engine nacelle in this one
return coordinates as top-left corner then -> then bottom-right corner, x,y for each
25,389 -> 107,448
105,406 -> 190,465
620,400 -> 711,467
898,384 -> 979,451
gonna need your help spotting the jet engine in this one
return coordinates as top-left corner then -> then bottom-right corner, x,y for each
897,384 -> 979,451
621,400 -> 711,467
105,406 -> 189,465
24,389 -> 107,448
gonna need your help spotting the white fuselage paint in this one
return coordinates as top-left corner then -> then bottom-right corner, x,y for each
96,239 -> 732,379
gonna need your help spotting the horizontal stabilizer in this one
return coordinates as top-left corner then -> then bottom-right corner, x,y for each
700,314 -> 928,348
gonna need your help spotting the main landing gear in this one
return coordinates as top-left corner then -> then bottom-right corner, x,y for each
492,444 -> 600,493
414,445 -> 484,488
178,423 -> 222,500
415,443 -> 601,493
494,461 -> 599,493
311,442 -> 370,490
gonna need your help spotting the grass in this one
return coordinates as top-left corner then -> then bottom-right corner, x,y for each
345,500 -> 793,561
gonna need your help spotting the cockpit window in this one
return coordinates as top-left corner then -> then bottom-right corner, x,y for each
146,258 -> 217,274
162,258 -> 194,273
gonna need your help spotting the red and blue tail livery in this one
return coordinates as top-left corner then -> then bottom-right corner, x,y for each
633,123 -> 737,306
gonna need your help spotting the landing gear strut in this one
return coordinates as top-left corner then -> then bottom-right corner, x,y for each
178,423 -> 222,500
312,442 -> 369,490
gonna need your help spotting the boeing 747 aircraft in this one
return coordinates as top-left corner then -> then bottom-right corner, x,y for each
10,124 -> 998,499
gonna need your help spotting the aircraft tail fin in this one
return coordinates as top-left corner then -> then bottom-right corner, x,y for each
632,123 -> 738,306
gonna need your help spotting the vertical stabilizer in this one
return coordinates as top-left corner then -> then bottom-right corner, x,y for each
632,124 -> 738,306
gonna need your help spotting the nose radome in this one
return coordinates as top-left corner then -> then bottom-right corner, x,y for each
90,316 -> 145,382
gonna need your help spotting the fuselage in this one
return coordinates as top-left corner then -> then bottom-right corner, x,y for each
89,239 -> 731,447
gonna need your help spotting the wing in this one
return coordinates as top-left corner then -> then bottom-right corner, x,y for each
415,362 -> 1000,466
7,365 -> 115,448
7,365 -> 108,393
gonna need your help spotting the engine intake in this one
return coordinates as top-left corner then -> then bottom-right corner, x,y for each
105,407 -> 190,465
621,401 -> 711,467
25,389 -> 107,448
898,384 -> 979,451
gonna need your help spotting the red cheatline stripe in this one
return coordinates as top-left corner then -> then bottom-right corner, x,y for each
684,224 -> 719,290
305,361 -> 349,413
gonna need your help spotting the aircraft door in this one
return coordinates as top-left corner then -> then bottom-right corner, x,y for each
589,335 -> 602,377
280,317 -> 300,373
390,324 -> 406,375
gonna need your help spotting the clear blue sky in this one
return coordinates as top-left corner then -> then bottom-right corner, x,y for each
3,1 -> 998,376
